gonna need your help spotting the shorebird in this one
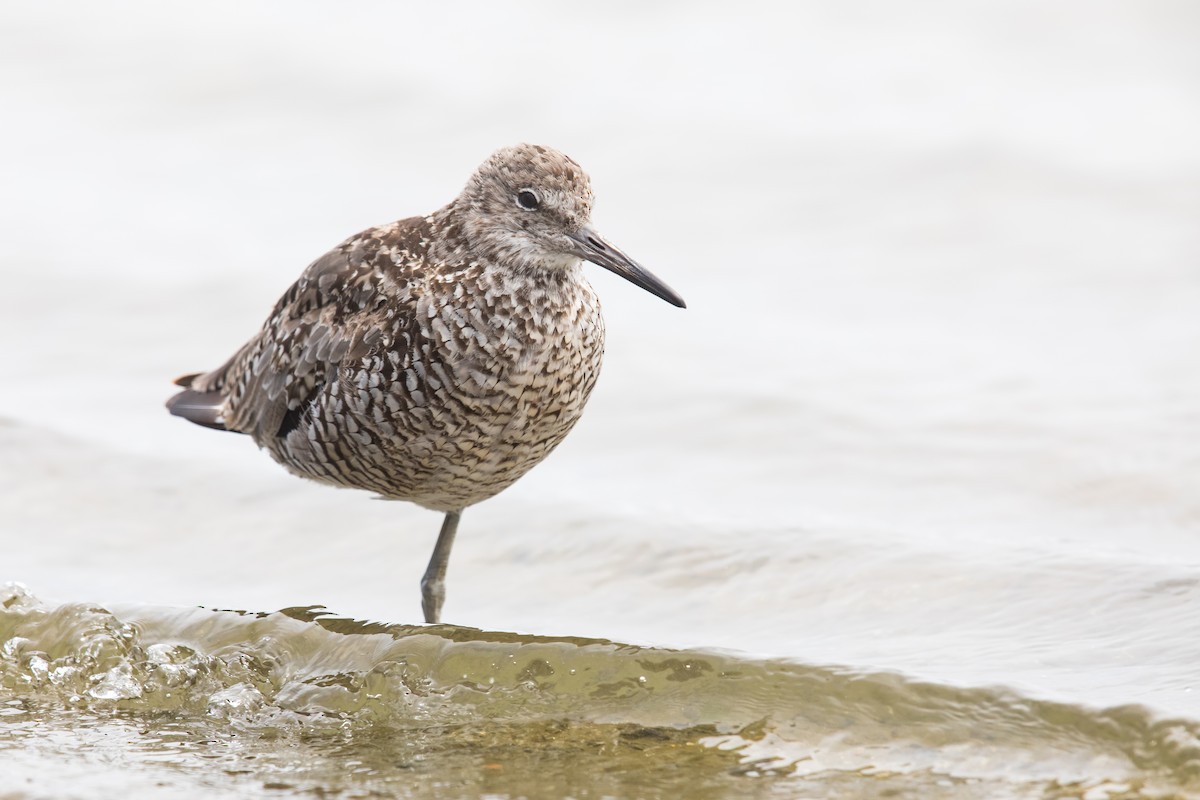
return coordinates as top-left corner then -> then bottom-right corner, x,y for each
167,144 -> 685,623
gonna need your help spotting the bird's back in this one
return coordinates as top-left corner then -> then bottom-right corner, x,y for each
169,213 -> 605,512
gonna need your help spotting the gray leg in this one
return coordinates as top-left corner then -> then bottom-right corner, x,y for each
421,510 -> 462,623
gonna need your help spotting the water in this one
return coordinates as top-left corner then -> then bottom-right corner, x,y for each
4,585 -> 1199,799
2,1 -> 1199,797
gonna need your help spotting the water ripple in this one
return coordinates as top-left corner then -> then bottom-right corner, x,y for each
2,584 -> 1198,799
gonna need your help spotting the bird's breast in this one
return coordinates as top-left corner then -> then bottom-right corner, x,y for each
333,270 -> 605,510
431,273 -> 605,430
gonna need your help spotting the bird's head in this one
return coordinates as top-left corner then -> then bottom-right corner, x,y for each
452,143 -> 685,308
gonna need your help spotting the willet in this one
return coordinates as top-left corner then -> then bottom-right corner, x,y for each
167,144 -> 685,622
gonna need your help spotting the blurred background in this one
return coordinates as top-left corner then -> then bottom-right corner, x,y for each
1,3 -> 1199,793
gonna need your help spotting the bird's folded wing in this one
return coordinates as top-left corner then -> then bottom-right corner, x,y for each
183,237 -> 400,443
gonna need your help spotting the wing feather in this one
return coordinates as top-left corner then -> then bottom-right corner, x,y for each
168,219 -> 423,443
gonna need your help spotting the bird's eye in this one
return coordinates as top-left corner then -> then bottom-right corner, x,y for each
516,189 -> 540,211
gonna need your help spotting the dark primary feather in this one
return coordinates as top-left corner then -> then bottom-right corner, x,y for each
166,388 -> 228,431
275,381 -> 324,439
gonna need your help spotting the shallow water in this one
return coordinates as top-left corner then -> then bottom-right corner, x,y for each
3,585 -> 1199,799
3,1 -> 1200,798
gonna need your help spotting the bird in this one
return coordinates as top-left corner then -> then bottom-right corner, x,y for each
166,143 -> 685,624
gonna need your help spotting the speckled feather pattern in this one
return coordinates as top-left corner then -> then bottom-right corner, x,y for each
181,146 -> 606,512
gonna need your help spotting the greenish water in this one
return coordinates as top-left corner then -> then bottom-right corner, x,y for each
3,585 -> 1198,799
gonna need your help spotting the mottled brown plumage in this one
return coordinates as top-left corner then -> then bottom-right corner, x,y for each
167,144 -> 684,622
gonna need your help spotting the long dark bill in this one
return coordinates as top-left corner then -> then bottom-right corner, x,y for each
569,225 -> 686,308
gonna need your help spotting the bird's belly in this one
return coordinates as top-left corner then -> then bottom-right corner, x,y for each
373,355 -> 600,509
278,317 -> 603,512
